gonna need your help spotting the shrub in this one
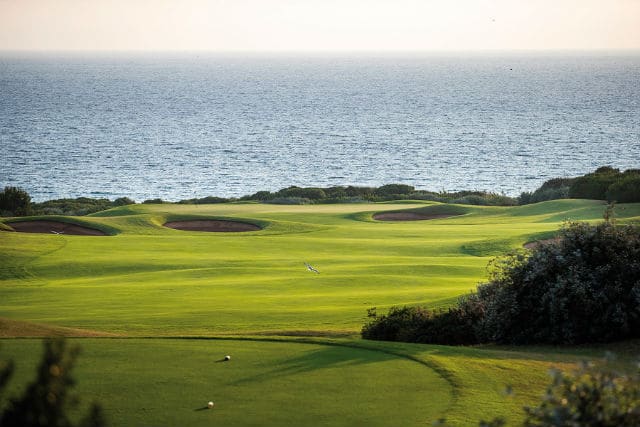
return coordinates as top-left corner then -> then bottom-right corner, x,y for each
374,184 -> 415,197
0,186 -> 32,217
476,222 -> 640,344
276,186 -> 326,200
0,338 -> 106,427
32,197 -> 113,216
344,186 -> 375,198
606,175 -> 640,203
262,197 -> 312,205
178,196 -> 230,204
568,167 -> 621,200
519,186 -> 570,205
523,361 -> 640,427
112,197 -> 135,206
142,198 -> 165,204
521,167 -> 640,204
361,299 -> 483,346
243,191 -> 274,201
361,306 -> 430,342
362,221 -> 640,346
448,359 -> 640,427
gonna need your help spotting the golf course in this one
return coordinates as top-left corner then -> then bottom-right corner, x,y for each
1,199 -> 640,426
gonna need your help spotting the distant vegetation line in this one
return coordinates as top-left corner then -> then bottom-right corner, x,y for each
1,166 -> 639,217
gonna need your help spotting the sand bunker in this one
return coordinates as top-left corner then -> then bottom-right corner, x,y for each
373,212 -> 459,221
523,238 -> 559,250
7,220 -> 106,236
164,220 -> 261,232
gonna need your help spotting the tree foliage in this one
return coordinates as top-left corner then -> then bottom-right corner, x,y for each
0,187 -> 32,217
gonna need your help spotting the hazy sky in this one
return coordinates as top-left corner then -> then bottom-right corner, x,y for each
1,0 -> 639,51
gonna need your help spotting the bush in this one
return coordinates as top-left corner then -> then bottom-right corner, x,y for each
519,186 -> 570,205
476,222 -> 640,344
112,197 -> 135,206
361,306 -> 430,342
142,198 -> 165,204
32,197 -> 114,216
178,196 -> 230,204
275,186 -> 326,200
607,175 -> 640,203
521,167 -> 640,204
262,197 -> 312,205
0,186 -> 32,217
0,338 -> 106,427
455,359 -> 640,427
361,299 -> 482,346
362,221 -> 640,346
523,361 -> 640,427
374,184 -> 415,197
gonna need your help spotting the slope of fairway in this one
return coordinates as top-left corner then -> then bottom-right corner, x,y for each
1,200 -> 639,336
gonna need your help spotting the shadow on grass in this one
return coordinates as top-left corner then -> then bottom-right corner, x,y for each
230,345 -> 395,386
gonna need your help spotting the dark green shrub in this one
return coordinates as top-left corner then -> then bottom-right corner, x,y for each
142,198 -> 165,204
243,191 -> 274,201
0,339 -> 106,427
374,184 -> 415,197
112,197 -> 135,206
445,360 -> 640,426
520,168 -> 640,204
519,184 -> 571,205
322,187 -> 348,199
178,196 -> 230,204
32,198 -> 113,216
0,187 -> 32,217
569,167 -> 621,200
361,298 -> 483,345
606,175 -> 640,203
263,197 -> 312,205
361,306 -> 430,342
476,222 -> 640,344
276,187 -> 326,200
362,221 -> 640,346
344,186 -> 375,198
523,361 -> 640,427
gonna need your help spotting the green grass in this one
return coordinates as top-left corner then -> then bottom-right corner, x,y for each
1,200 -> 639,425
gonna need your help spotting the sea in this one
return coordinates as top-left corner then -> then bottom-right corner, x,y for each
1,52 -> 639,202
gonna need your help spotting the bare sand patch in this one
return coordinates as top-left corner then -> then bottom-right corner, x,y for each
164,219 -> 261,232
524,238 -> 560,250
6,220 -> 106,236
373,212 -> 460,221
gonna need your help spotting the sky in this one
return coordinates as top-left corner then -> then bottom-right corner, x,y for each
0,0 -> 639,51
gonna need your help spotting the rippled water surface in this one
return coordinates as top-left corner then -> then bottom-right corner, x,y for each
1,53 -> 639,201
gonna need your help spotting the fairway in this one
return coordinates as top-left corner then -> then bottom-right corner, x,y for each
0,338 -> 453,427
2,200 -> 640,425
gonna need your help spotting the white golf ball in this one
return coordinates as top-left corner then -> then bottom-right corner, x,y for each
224,355 -> 231,361
207,401 -> 214,409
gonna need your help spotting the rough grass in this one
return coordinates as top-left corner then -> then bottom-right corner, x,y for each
0,317 -> 119,338
1,200 -> 640,425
